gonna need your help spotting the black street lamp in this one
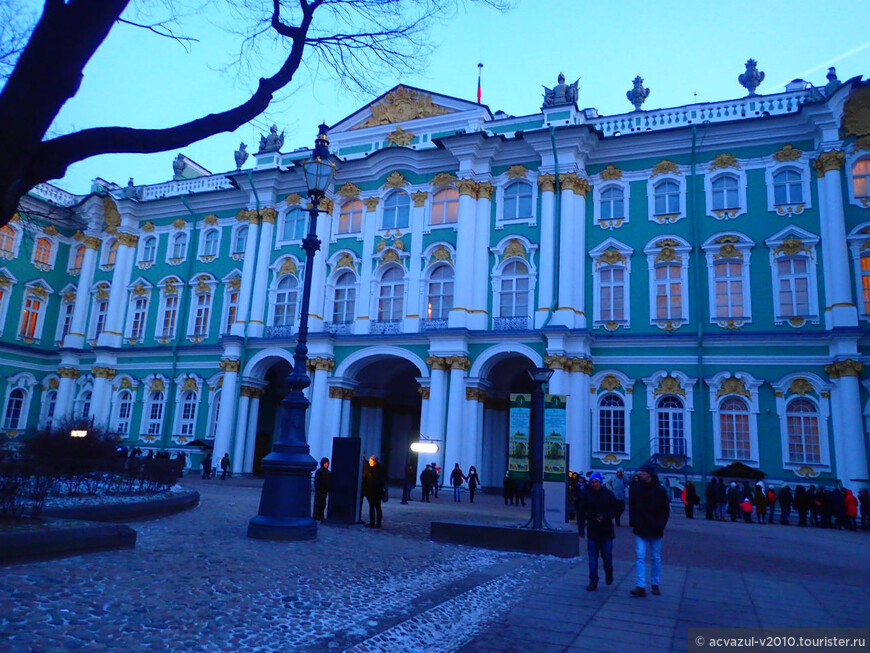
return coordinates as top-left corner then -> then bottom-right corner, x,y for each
525,366 -> 554,530
248,124 -> 336,541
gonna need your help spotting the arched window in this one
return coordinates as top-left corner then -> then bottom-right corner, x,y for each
171,233 -> 187,259
332,271 -> 356,324
499,260 -> 530,317
719,397 -> 750,459
861,254 -> 870,315
75,390 -> 92,419
431,189 -> 459,225
378,267 -> 404,321
223,286 -> 239,334
178,390 -> 198,437
853,159 -> 870,199
114,390 -> 133,435
106,239 -> 119,266
773,169 -> 803,205
160,291 -> 179,338
192,290 -> 212,336
656,396 -> 686,456
282,206 -> 306,241
141,237 -> 157,263
19,295 -> 41,338
129,295 -> 148,340
653,180 -> 680,215
711,175 -> 739,210
273,275 -> 299,327
713,260 -> 744,318
34,238 -> 52,265
600,266 -> 625,321
4,388 -> 25,429
382,191 -> 411,230
338,200 -> 363,234
598,394 -> 626,453
0,226 -> 15,255
600,187 -> 625,220
777,257 -> 810,317
786,398 -> 820,464
71,244 -> 85,272
654,263 -> 682,320
41,389 -> 57,428
503,182 -> 533,220
93,295 -> 109,338
202,230 -> 219,257
233,225 -> 248,255
209,390 -> 221,439
427,265 -> 454,320
145,390 -> 165,435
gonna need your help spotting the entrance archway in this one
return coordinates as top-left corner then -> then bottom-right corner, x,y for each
480,354 -> 536,487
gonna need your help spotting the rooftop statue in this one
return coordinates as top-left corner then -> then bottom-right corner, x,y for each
824,67 -> 842,97
234,142 -> 249,171
626,76 -> 650,111
258,125 -> 285,153
738,59 -> 765,96
172,154 -> 186,180
543,73 -> 579,107
123,178 -> 139,199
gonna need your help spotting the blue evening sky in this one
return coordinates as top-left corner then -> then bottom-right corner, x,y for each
48,0 -> 869,194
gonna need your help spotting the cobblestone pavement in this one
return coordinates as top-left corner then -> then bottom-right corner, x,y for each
2,476 -> 868,653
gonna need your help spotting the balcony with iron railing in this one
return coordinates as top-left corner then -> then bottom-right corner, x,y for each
422,318 -> 449,331
493,316 -> 530,331
370,320 -> 402,334
264,325 -> 297,339
324,321 -> 351,335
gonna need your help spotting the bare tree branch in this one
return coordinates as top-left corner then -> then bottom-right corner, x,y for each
116,17 -> 200,52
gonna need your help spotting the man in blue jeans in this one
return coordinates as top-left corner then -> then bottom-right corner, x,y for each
582,472 -> 618,591
628,463 -> 670,597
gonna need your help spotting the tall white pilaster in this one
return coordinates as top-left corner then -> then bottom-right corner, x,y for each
339,392 -> 354,438
569,357 -> 593,474
213,357 -> 240,462
98,233 -> 137,348
307,198 -> 334,333
553,176 -> 576,327
231,212 -> 260,337
356,197 -> 379,334
405,192 -> 428,332
243,392 -> 262,473
306,358 -> 333,461
826,360 -> 868,488
442,356 -> 470,472
572,180 -> 590,329
468,182 -> 493,330
425,358 -> 449,470
54,358 -> 81,424
89,362 -> 116,428
232,390 -> 250,474
448,179 -> 478,328
536,174 -> 557,328
63,236 -> 100,350
246,208 -> 277,338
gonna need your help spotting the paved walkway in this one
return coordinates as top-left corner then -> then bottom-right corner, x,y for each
1,476 -> 867,652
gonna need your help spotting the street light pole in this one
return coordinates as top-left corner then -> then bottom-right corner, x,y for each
248,124 -> 335,541
525,366 -> 554,530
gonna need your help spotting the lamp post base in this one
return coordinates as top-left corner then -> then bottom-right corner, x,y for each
247,450 -> 317,541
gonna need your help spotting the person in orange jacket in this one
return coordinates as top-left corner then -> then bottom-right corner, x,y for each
844,489 -> 859,531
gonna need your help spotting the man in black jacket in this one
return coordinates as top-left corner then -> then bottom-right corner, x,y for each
583,472 -> 618,591
313,457 -> 331,522
628,463 -> 670,598
363,455 -> 387,528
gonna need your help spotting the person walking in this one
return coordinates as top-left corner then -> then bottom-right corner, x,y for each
363,455 -> 387,528
794,485 -> 809,526
201,452 -> 212,479
629,464 -> 670,598
778,485 -> 793,525
450,463 -> 466,502
503,470 -> 514,506
681,480 -> 698,519
420,464 -> 434,503
313,457 -> 331,522
432,465 -> 441,498
766,486 -> 777,524
402,462 -> 416,504
844,489 -> 858,531
727,481 -> 741,522
220,453 -> 231,480
606,468 -> 628,526
583,472 -> 618,591
466,466 -> 481,503
808,485 -> 819,526
754,483 -> 768,524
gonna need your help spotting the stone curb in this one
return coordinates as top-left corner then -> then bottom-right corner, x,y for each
41,489 -> 200,522
0,522 -> 137,566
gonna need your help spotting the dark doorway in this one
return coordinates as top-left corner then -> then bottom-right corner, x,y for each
253,358 -> 293,475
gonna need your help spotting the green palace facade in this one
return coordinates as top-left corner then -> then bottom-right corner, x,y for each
4,62 -> 870,490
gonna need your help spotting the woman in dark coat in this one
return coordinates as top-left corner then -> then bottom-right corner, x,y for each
502,470 -> 514,506
313,457 -> 331,522
683,481 -> 699,519
466,466 -> 481,503
754,484 -> 768,524
778,485 -> 793,525
794,485 -> 809,526
704,481 -> 717,520
727,482 -> 741,522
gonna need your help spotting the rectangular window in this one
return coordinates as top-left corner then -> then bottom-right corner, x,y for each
94,299 -> 108,337
655,265 -> 682,320
130,297 -> 148,340
861,256 -> 870,315
161,295 -> 179,338
600,267 -> 625,321
714,261 -> 744,318
60,302 -> 75,339
193,294 -> 211,336
777,258 -> 810,317
20,296 -> 40,338
224,290 -> 239,333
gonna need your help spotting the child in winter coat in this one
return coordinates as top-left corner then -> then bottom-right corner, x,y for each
740,498 -> 754,523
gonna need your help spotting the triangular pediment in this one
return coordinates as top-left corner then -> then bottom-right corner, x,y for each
332,85 -> 488,133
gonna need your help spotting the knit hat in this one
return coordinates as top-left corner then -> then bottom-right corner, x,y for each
639,463 -> 655,475
589,472 -> 604,483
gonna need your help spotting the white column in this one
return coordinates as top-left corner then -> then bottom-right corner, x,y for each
326,386 -> 343,442
306,360 -> 332,461
553,176 -> 575,327
828,362 -> 868,488
448,179 -> 478,328
54,363 -> 80,424
536,175 -> 557,328
88,363 -> 116,428
213,359 -> 240,461
468,182 -> 493,330
63,236 -> 100,349
569,358 -> 592,474
573,181 -> 589,329
816,152 -> 858,328
461,386 -> 486,474
231,212 -> 259,337
339,392 -> 354,438
442,357 -> 469,472
98,233 -> 136,348
356,197 -> 380,334
232,390 -> 250,474
246,209 -> 276,338
243,392 -> 262,473
425,358 -> 448,470
307,198 -> 334,332
405,192 -> 427,332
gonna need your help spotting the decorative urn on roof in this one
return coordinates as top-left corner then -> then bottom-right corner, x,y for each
626,76 -> 650,111
738,59 -> 765,96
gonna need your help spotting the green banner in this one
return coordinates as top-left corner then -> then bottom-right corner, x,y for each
543,394 -> 567,482
508,394 -> 530,478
